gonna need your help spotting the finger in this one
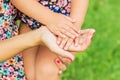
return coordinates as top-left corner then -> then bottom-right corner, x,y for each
81,29 -> 94,40
59,37 -> 69,49
75,37 -> 79,47
78,30 -> 94,51
52,45 -> 74,61
61,28 -> 75,39
59,56 -> 72,66
66,22 -> 80,34
55,58 -> 67,72
58,70 -> 63,75
57,36 -> 62,45
55,31 -> 66,38
89,29 -> 96,39
80,37 -> 90,51
64,38 -> 73,50
64,26 -> 79,38
64,16 -> 76,22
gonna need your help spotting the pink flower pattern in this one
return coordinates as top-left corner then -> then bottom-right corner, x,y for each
19,0 -> 71,29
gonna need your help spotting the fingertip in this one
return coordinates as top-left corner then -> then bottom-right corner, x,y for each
92,29 -> 96,33
58,70 -> 63,75
67,57 -> 74,62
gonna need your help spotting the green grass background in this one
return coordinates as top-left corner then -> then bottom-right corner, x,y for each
62,0 -> 120,80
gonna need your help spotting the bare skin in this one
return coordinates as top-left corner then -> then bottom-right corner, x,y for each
20,24 -> 95,80
10,0 -> 90,80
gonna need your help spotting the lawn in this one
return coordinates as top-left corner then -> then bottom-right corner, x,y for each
62,0 -> 120,80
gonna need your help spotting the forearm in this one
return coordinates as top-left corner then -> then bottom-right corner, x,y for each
0,29 -> 40,62
70,0 -> 89,29
11,0 -> 55,25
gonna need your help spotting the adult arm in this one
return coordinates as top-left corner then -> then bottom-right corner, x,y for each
0,29 -> 41,62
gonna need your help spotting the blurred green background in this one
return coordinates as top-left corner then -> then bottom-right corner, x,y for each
62,0 -> 120,80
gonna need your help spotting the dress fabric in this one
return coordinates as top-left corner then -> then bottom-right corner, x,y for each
0,0 -> 26,80
0,0 -> 71,79
19,0 -> 71,29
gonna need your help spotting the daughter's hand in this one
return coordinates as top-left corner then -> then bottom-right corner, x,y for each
46,13 -> 79,39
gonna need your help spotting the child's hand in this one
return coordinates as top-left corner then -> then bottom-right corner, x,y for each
57,29 -> 95,52
46,13 -> 79,39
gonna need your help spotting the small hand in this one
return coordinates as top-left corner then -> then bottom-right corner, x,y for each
46,13 -> 79,39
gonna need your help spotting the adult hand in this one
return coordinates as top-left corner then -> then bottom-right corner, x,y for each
39,26 -> 74,61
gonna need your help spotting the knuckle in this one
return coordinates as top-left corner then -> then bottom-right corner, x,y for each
61,29 -> 65,33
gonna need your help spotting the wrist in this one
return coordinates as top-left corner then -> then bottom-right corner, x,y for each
30,26 -> 49,47
25,28 -> 43,47
45,12 -> 58,27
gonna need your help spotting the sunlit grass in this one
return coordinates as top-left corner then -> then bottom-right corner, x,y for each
62,0 -> 120,80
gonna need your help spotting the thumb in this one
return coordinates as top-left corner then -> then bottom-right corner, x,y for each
51,45 -> 74,61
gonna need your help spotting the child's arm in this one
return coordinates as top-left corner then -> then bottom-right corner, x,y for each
0,27 -> 74,62
70,0 -> 89,29
58,0 -> 89,49
11,0 -> 79,39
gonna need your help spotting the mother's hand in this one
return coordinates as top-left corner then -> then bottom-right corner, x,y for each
39,26 -> 74,61
68,29 -> 95,52
54,29 -> 95,74
38,26 -> 74,74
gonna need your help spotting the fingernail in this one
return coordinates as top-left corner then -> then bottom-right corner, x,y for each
67,57 -> 73,62
58,70 -> 63,74
56,59 -> 61,64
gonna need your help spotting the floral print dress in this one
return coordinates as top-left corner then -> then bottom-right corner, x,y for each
0,0 -> 71,79
19,0 -> 71,29
0,0 -> 26,80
